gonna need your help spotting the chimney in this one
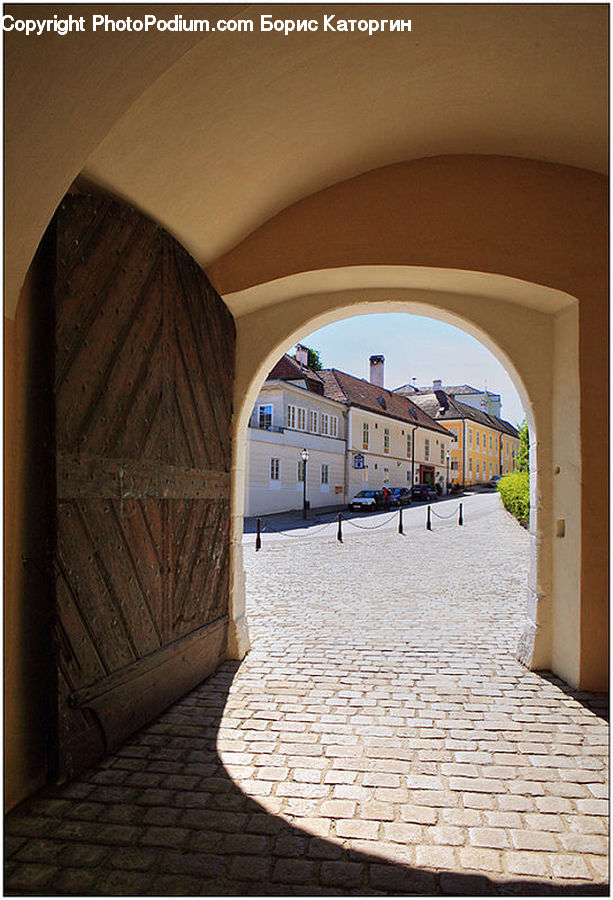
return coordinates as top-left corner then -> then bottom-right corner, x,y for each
295,344 -> 309,367
369,355 -> 385,387
433,379 -> 442,390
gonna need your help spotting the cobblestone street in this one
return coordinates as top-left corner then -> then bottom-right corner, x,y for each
5,498 -> 609,895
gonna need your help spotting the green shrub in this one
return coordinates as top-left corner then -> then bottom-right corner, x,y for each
497,471 -> 530,528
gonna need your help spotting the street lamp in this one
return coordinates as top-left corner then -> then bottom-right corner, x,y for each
301,448 -> 309,519
446,449 -> 451,494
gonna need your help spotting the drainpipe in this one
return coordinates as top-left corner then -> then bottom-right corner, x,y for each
462,419 -> 466,487
344,408 -> 350,503
411,426 -> 417,485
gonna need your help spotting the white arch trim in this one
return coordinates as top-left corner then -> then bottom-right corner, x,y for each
225,267 -> 580,689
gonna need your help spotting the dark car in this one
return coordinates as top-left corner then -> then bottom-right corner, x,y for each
411,483 -> 437,502
388,487 -> 412,507
349,489 -> 388,512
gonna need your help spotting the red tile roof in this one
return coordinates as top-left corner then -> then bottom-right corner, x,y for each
267,355 -> 325,394
319,369 -> 450,436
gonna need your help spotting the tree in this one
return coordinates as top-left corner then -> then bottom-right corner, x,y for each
517,421 -> 529,473
293,346 -> 323,371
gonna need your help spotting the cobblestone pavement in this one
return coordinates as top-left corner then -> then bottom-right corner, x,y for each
5,500 -> 609,895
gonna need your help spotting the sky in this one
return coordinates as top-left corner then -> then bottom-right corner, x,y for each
299,313 -> 526,427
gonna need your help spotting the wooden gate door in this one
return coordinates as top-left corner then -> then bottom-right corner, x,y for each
52,194 -> 235,780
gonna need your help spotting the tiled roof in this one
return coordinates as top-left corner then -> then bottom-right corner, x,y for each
407,389 -> 519,436
267,355 -> 325,394
319,370 -> 450,436
397,382 -> 500,398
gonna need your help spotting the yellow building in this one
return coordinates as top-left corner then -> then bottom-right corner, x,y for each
397,388 -> 520,486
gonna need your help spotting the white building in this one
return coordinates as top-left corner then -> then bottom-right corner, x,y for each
244,351 -> 347,516
319,358 -> 454,496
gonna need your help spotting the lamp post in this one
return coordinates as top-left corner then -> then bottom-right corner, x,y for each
301,448 -> 309,519
446,449 -> 451,494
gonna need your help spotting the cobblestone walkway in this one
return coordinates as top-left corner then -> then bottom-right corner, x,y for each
5,501 -> 608,895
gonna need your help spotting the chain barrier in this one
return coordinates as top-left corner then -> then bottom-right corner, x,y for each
340,510 -> 399,530
260,518 -> 336,539
430,504 -> 461,520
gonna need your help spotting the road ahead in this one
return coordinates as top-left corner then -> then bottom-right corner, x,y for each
242,489 -> 503,546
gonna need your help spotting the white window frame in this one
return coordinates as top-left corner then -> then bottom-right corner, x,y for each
424,438 -> 430,461
258,404 -> 273,430
321,463 -> 329,485
270,458 -> 280,481
308,409 -> 318,433
468,428 -> 473,448
297,407 -> 306,431
406,433 -> 412,457
440,444 -> 445,463
286,404 -> 296,429
330,415 -> 338,438
383,427 -> 390,454
362,422 -> 369,450
321,413 -> 330,436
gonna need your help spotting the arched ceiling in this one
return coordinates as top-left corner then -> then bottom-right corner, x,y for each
5,3 -> 608,316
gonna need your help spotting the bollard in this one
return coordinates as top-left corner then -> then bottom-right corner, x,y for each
458,503 -> 463,526
256,518 -> 262,551
398,506 -> 404,535
337,513 -> 343,543
426,506 -> 432,531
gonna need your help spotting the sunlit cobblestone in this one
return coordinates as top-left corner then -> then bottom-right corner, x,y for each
4,501 -> 608,895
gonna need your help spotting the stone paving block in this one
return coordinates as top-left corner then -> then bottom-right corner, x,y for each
336,819 -> 380,840
414,844 -> 458,870
320,860 -> 366,888
271,858 -> 317,884
369,862 -> 437,894
159,850 -> 226,879
549,854 -> 593,880
504,850 -> 552,878
140,826 -> 189,848
469,827 -> 511,849
95,869 -> 156,894
5,862 -> 60,892
459,846 -> 503,873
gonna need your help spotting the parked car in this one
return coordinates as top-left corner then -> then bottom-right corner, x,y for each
411,483 -> 438,502
388,487 -> 412,507
349,490 -> 388,512
488,474 -> 502,488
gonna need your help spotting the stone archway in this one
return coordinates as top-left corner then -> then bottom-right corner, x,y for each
225,267 -> 581,691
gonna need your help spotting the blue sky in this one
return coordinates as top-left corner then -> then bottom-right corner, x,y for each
299,313 -> 526,427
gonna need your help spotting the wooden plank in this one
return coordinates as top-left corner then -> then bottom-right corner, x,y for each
52,193 -> 234,781
70,615 -> 227,709
57,455 -> 230,500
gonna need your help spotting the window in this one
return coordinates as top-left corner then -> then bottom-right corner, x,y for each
451,459 -> 459,471
330,415 -> 338,438
362,422 -> 369,450
270,458 -> 280,480
468,428 -> 473,448
258,404 -> 273,429
489,434 -> 493,453
321,464 -> 329,485
476,431 -> 480,450
469,456 -> 473,473
489,462 -> 493,478
440,445 -> 445,463
383,428 -> 390,454
424,438 -> 430,460
297,407 -> 306,431
321,413 -> 329,435
308,409 -> 318,432
476,459 -> 480,478
383,467 -> 390,483
298,460 -> 306,482
286,405 -> 296,429
406,433 -> 412,457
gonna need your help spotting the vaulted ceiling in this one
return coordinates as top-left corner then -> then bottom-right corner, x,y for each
5,3 -> 608,316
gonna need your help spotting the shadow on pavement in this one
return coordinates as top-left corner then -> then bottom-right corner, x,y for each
4,663 -> 609,896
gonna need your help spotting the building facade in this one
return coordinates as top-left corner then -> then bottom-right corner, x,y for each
245,353 -> 347,516
399,388 -> 520,486
245,353 -> 456,515
320,359 -> 454,497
